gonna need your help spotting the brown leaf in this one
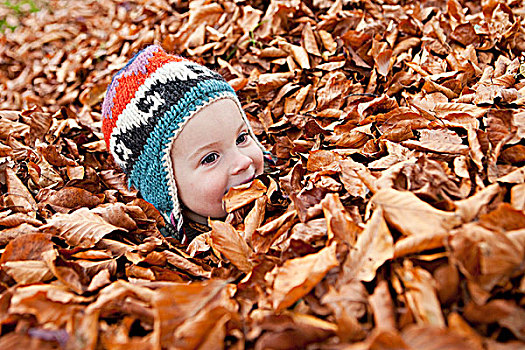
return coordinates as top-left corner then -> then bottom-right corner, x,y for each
131,198 -> 165,226
290,44 -> 310,69
479,202 -> 525,231
284,218 -> 327,251
0,118 -> 29,140
0,232 -> 54,263
40,144 -> 76,167
318,30 -> 337,53
447,312 -> 485,350
42,207 -> 125,248
306,150 -> 342,173
369,280 -> 396,330
210,220 -> 254,273
253,210 -> 298,254
2,260 -> 54,284
35,157 -> 64,188
339,159 -> 371,198
453,223 -> 523,291
5,167 -> 36,214
79,82 -> 108,106
27,110 -> 53,145
346,329 -> 409,350
172,306 -> 233,350
40,186 -> 104,211
270,242 -> 338,311
454,183 -> 501,222
244,195 -> 267,246
376,49 -> 393,77
316,72 -> 354,110
0,212 -> 42,227
511,184 -> 525,211
0,223 -> 41,246
152,279 -> 229,348
82,140 -> 107,152
163,250 -> 212,278
223,179 -> 267,213
371,188 -> 462,237
464,299 -> 525,341
402,128 -> 469,155
302,22 -> 321,56
252,312 -> 337,349
402,325 -> 483,350
321,193 -> 360,244
0,332 -> 63,349
339,207 -> 393,284
321,281 -> 368,326
434,264 -> 460,305
9,285 -> 84,328
100,169 -> 139,199
394,232 -> 450,258
451,23 -> 480,46
500,144 -> 525,164
256,72 -> 294,96
93,202 -> 138,231
396,261 -> 445,326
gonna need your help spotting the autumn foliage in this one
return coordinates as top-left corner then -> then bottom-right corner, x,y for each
0,0 -> 524,349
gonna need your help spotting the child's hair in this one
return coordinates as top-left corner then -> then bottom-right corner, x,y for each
101,45 -> 264,231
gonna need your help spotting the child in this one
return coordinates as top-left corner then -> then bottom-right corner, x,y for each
101,45 -> 268,243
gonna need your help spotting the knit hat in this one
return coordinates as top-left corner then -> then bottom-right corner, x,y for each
101,45 -> 264,236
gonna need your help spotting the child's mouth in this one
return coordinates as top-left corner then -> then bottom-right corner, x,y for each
224,175 -> 255,194
239,175 -> 255,186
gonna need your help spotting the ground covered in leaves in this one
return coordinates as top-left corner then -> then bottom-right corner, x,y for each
0,0 -> 524,348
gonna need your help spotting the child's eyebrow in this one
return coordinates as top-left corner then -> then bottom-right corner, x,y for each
236,123 -> 246,133
188,141 -> 222,160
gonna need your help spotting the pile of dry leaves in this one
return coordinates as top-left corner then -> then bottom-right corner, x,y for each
0,0 -> 524,348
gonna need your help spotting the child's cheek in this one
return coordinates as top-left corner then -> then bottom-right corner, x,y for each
202,171 -> 228,203
255,148 -> 265,175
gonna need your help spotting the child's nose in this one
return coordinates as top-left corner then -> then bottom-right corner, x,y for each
231,150 -> 253,175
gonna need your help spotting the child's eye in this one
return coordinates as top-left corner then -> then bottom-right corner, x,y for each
201,153 -> 219,165
236,132 -> 249,145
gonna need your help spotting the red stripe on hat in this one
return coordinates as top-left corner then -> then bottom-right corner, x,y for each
104,52 -> 187,149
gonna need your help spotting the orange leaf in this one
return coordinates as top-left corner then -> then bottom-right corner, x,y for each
223,179 -> 267,213
270,242 -> 338,311
321,193 -> 360,244
5,167 -> 36,214
42,208 -> 125,248
210,220 -> 254,273
338,207 -> 393,284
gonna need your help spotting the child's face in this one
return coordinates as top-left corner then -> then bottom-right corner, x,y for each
171,99 -> 264,224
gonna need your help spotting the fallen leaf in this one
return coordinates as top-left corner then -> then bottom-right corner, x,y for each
2,260 -> 54,284
42,207 -> 125,248
152,279 -> 230,348
338,207 -> 394,284
210,220 -> 254,273
5,167 -> 36,214
0,232 -> 54,263
223,179 -> 267,213
369,280 -> 396,331
395,261 -> 445,326
371,189 -> 462,237
402,325 -> 483,350
270,242 -> 338,311
40,186 -> 104,211
321,193 -> 359,244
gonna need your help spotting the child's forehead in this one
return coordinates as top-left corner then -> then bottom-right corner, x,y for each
173,99 -> 246,151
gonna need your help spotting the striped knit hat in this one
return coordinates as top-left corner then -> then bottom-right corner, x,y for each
101,45 -> 263,235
